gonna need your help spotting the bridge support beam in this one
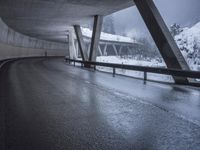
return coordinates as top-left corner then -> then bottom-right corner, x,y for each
119,45 -> 123,56
98,45 -> 103,56
103,44 -> 108,56
127,46 -> 132,56
89,15 -> 103,61
112,44 -> 119,56
133,0 -> 190,84
68,29 -> 77,60
74,25 -> 88,61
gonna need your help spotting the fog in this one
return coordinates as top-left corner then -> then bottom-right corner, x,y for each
111,0 -> 200,38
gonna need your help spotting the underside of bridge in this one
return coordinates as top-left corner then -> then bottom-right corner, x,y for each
0,0 -> 134,43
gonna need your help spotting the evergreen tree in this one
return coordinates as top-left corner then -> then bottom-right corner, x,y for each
170,23 -> 183,37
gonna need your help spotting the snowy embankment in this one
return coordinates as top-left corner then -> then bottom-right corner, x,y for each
96,56 -> 173,82
94,22 -> 200,82
175,22 -> 200,71
97,56 -> 164,67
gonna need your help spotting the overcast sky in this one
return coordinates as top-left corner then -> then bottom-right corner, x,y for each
111,0 -> 200,38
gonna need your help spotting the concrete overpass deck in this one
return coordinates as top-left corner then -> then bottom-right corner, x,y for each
0,0 -> 133,43
1,58 -> 200,150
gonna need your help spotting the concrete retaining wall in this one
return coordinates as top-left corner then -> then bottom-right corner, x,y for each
0,18 -> 69,60
0,42 -> 67,60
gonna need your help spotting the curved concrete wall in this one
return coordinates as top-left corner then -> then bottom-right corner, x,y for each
0,18 -> 69,60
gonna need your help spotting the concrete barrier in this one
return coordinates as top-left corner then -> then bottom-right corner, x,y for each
0,18 -> 69,60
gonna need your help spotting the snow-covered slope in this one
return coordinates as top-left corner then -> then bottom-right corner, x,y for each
96,56 -> 172,82
81,27 -> 140,44
93,23 -> 200,82
97,56 -> 164,67
175,22 -> 200,71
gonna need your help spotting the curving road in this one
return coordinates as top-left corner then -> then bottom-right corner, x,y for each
0,58 -> 200,150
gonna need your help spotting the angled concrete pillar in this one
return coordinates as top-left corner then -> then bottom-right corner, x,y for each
127,46 -> 132,55
103,44 -> 108,56
68,29 -> 77,59
87,43 -> 91,57
74,25 -> 88,61
112,44 -> 118,56
98,45 -> 103,56
133,0 -> 190,84
119,45 -> 123,56
89,15 -> 103,61
75,40 -> 79,57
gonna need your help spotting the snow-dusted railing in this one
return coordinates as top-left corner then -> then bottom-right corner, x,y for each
65,58 -> 200,86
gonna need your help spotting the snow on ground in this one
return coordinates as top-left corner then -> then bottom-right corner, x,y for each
94,22 -> 200,83
81,27 -> 140,44
175,22 -> 200,71
97,56 -> 165,67
96,56 -> 174,82
80,22 -> 200,83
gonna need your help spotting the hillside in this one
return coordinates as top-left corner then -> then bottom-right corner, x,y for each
175,22 -> 200,71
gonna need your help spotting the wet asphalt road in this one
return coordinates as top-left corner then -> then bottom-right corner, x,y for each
0,58 -> 200,150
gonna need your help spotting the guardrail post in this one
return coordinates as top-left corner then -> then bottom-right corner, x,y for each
74,60 -> 75,66
113,68 -> 116,77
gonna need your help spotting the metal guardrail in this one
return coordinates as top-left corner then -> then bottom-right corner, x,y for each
65,58 -> 200,85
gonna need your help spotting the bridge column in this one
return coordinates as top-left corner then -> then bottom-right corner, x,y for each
68,29 -> 77,59
74,25 -> 88,61
127,46 -> 132,56
103,44 -> 108,56
133,0 -> 190,84
112,44 -> 118,56
98,45 -> 103,56
89,15 -> 103,61
119,45 -> 123,57
87,43 -> 91,57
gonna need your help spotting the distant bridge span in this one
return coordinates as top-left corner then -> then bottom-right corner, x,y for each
73,29 -> 143,57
